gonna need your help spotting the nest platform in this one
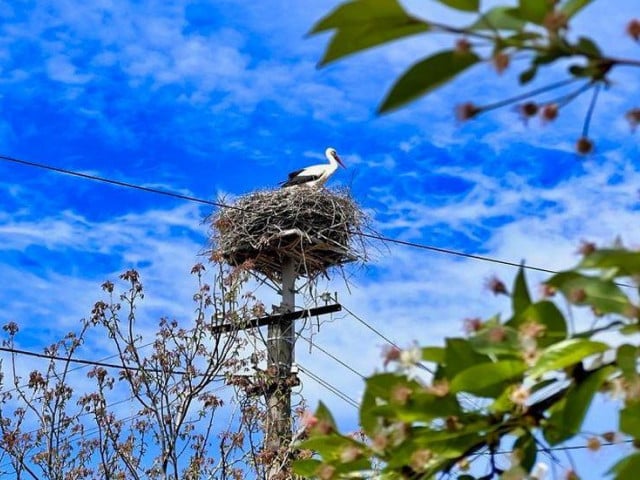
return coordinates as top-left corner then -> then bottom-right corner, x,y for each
210,187 -> 367,281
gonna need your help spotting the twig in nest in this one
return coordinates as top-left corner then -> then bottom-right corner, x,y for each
208,187 -> 370,282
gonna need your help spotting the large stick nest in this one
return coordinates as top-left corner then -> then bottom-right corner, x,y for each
209,187 -> 369,281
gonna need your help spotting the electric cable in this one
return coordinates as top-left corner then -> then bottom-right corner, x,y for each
0,339 -> 154,397
340,304 -> 435,374
298,334 -> 367,380
0,153 -> 592,279
0,154 -> 227,208
0,345 -> 196,376
297,364 -> 359,409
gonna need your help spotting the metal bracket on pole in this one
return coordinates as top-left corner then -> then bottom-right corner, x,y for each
210,303 -> 341,334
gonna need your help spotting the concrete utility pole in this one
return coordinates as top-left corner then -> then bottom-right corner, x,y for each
265,258 -> 296,479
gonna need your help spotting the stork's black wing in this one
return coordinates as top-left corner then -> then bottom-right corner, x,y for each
286,168 -> 305,180
280,174 -> 322,188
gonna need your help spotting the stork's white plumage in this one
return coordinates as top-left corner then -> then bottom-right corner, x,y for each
280,147 -> 345,188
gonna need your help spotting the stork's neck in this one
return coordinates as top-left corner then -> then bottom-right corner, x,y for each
326,152 -> 338,168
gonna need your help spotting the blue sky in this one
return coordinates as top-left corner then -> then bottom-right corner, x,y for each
1,0 -> 639,477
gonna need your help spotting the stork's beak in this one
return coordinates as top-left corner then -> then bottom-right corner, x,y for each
334,152 -> 346,168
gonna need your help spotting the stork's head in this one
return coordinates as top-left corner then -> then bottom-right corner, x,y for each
326,147 -> 345,168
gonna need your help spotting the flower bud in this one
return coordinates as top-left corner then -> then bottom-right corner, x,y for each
627,19 -> 640,41
456,102 -> 480,121
485,275 -> 508,295
520,102 -> 539,118
541,103 -> 559,122
626,108 -> 640,130
576,137 -> 594,155
455,38 -> 472,53
577,240 -> 596,256
493,52 -> 510,74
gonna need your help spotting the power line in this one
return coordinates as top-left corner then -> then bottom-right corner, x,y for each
0,384 -> 230,473
0,345 -> 199,377
299,365 -> 359,409
538,439 -> 633,453
0,154 -> 225,209
360,232 -> 557,274
0,340 -> 154,397
473,438 -> 634,457
298,334 -> 367,380
341,304 -> 402,350
0,393 -> 138,473
339,304 -> 489,412
341,304 -> 435,374
0,153 -> 579,278
0,311 -> 340,380
297,364 -> 359,409
358,231 -> 634,289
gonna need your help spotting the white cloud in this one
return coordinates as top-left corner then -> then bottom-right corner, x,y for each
0,202 -> 209,333
46,55 -> 94,84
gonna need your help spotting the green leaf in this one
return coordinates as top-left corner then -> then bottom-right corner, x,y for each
617,344 -> 638,382
360,374 -> 430,434
569,64 -> 591,77
534,50 -> 565,65
576,36 -> 602,57
299,434 -> 368,465
450,360 -> 526,397
363,374 -> 462,427
504,31 -> 544,43
489,383 -> 516,413
443,338 -> 490,379
559,366 -> 616,442
384,437 -> 466,474
561,0 -> 595,18
378,50 -> 480,113
513,432 -> 537,472
310,0 -> 431,65
609,452 -> 640,480
372,392 -> 462,424
311,0 -> 416,32
527,302 -> 568,344
530,378 -> 559,395
293,458 -> 322,476
543,397 -> 568,445
529,339 -> 608,378
469,326 -> 521,357
621,324 -> 640,335
519,65 -> 537,84
516,0 -> 552,24
506,300 -> 567,347
468,7 -> 525,30
422,346 -> 445,364
620,403 -> 640,438
578,248 -> 640,276
546,271 -> 633,317
563,365 -> 612,423
434,0 -> 479,12
359,373 -> 396,435
391,425 -> 488,460
315,401 -> 338,431
512,266 -> 532,315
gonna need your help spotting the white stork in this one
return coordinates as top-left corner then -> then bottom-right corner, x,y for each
280,147 -> 345,188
